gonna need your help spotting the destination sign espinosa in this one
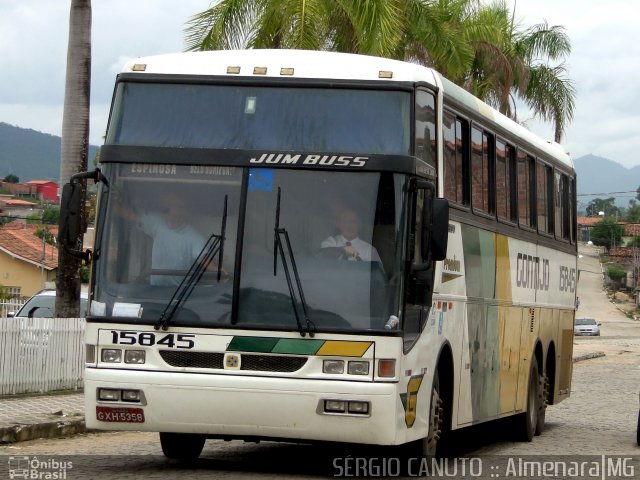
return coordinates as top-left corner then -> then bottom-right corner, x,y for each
128,153 -> 369,176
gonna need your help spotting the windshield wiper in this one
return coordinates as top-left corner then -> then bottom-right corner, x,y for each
155,196 -> 228,331
273,187 -> 315,337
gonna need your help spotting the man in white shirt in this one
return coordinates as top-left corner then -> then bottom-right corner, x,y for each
320,209 -> 381,262
139,198 -> 206,286
116,193 -> 208,286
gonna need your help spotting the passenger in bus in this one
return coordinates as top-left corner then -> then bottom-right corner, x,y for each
319,208 -> 381,262
114,193 -> 213,285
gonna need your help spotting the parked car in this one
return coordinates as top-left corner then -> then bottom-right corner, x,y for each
574,317 -> 601,336
9,289 -> 88,318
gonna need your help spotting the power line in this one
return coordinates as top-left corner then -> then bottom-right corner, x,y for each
577,190 -> 639,197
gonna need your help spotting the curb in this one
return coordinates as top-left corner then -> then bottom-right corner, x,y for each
573,351 -> 606,363
0,418 -> 86,444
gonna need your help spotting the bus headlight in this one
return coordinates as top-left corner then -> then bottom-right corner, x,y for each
124,350 -> 146,364
348,361 -> 369,375
324,400 -> 346,413
323,360 -> 344,374
101,349 -> 122,363
348,401 -> 370,414
98,388 -> 120,401
121,390 -> 141,402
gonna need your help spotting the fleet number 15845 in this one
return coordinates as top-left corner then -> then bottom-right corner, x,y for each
110,331 -> 195,349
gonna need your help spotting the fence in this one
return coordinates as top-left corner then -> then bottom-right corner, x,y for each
0,299 -> 26,318
0,317 -> 85,395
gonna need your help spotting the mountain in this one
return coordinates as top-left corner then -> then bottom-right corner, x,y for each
574,154 -> 640,209
0,122 -> 99,183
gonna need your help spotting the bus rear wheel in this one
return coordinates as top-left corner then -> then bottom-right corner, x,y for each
160,432 -> 206,461
535,372 -> 549,436
514,360 -> 541,442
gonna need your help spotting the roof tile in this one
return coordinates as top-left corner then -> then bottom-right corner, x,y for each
0,223 -> 58,269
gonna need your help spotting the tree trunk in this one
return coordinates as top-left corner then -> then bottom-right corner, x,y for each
56,0 -> 91,317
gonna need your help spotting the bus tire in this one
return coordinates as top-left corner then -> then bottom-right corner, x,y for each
160,432 -> 205,461
535,372 -> 549,436
422,371 -> 444,459
514,360 -> 541,442
636,408 -> 639,446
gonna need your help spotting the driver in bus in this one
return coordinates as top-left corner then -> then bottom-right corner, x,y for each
319,208 -> 381,262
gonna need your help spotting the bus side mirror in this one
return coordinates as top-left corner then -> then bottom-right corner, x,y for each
58,182 -> 84,252
58,168 -> 107,262
430,198 -> 449,261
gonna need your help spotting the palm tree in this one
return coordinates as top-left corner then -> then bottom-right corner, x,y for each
185,0 -> 412,55
56,0 -> 91,317
185,0 -> 574,142
461,1 -> 575,142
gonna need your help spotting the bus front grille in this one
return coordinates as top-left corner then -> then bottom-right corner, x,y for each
159,350 -> 307,372
239,354 -> 307,372
159,350 -> 224,369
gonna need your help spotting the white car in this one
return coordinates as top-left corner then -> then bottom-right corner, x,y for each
10,289 -> 88,318
574,317 -> 601,336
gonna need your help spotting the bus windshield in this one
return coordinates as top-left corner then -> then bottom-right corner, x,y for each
92,164 -> 408,333
106,82 -> 411,155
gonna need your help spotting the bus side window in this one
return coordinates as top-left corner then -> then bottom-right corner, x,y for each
415,89 -> 437,170
496,140 -> 516,222
517,151 -> 534,228
471,126 -> 493,215
555,172 -> 570,240
443,112 -> 467,205
537,161 -> 553,234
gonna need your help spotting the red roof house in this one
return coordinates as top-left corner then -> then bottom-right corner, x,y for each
0,223 -> 58,298
25,180 -> 59,203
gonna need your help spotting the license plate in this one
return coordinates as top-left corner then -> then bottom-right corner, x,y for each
96,406 -> 145,423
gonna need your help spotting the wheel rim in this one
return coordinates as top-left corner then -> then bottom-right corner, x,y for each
425,387 -> 443,456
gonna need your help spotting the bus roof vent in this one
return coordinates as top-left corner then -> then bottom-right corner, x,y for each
131,64 -> 147,72
378,70 -> 393,79
253,66 -> 267,75
227,66 -> 241,74
280,67 -> 294,76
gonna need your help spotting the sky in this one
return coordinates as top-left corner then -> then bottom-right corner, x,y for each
1,0 -> 639,169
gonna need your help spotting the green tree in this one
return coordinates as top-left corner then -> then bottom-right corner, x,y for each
0,285 -> 12,301
26,205 -> 60,226
590,218 -> 623,250
586,197 -> 620,218
607,264 -> 626,282
185,0 -> 575,141
3,174 -> 19,183
56,0 -> 91,318
35,226 -> 56,246
626,200 -> 640,223
85,189 -> 97,224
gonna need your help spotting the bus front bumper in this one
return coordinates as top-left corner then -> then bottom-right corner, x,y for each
85,368 -> 400,445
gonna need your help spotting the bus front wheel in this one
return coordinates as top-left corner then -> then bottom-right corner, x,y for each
422,371 -> 444,459
160,432 -> 206,461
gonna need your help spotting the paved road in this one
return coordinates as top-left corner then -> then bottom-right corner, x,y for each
1,243 -> 638,478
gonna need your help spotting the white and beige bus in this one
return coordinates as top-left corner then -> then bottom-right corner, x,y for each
60,49 -> 577,460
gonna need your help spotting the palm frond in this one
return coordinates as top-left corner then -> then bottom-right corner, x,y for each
184,0 -> 263,51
